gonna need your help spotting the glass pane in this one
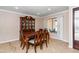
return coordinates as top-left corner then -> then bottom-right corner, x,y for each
53,19 -> 57,32
75,10 -> 79,41
47,19 -> 52,30
29,21 -> 31,23
26,20 -> 28,23
47,18 -> 58,33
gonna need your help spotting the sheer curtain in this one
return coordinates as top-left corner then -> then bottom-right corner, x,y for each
57,16 -> 64,39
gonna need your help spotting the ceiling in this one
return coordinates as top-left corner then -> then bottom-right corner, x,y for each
0,6 -> 69,17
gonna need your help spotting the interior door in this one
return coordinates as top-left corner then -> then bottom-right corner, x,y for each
73,7 -> 79,49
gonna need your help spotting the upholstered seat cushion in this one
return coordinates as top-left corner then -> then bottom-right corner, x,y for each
29,39 -> 35,44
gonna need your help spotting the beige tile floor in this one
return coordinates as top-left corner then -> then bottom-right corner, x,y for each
0,39 -> 79,53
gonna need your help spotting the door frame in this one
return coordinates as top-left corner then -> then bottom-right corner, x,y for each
73,7 -> 79,49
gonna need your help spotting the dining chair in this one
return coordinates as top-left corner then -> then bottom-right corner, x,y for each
20,30 -> 29,50
20,31 -> 24,47
26,31 -> 43,53
46,29 -> 50,43
43,29 -> 50,47
39,29 -> 44,46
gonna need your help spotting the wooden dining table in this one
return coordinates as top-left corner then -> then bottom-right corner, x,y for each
23,31 -> 35,42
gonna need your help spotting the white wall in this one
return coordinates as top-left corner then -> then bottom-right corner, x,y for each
63,10 -> 69,42
35,17 -> 44,31
0,11 -> 20,43
43,10 -> 69,42
0,10 -> 43,43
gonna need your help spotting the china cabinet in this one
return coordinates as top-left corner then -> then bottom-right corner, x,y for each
20,16 -> 35,32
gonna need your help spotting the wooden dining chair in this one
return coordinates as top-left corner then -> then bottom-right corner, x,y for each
26,31 -> 43,53
20,30 -> 28,50
43,29 -> 50,47
45,29 -> 50,43
20,30 -> 24,47
39,29 -> 44,43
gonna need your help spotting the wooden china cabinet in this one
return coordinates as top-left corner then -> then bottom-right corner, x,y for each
20,16 -> 35,40
20,16 -> 35,32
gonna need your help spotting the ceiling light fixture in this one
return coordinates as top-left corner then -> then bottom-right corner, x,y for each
48,8 -> 51,11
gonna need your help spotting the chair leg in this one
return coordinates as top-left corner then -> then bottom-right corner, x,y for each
22,43 -> 25,49
48,39 -> 49,43
20,41 -> 23,47
40,43 -> 43,49
34,46 -> 37,53
26,44 -> 28,53
47,37 -> 50,43
26,49 -> 28,53
46,40 -> 48,47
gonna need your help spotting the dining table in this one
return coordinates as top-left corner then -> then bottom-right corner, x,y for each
23,31 -> 35,42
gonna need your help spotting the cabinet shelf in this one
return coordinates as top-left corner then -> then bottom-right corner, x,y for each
20,16 -> 35,32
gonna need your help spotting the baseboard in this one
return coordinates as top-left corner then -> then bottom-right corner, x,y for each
69,45 -> 73,48
61,39 -> 68,43
0,38 -> 19,44
50,36 -> 68,43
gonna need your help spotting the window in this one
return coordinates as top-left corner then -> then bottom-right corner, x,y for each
47,17 -> 57,33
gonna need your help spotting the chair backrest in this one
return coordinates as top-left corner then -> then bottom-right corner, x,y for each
20,31 -> 24,41
20,30 -> 27,40
34,31 -> 40,43
44,29 -> 50,40
39,29 -> 44,40
39,29 -> 43,31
